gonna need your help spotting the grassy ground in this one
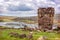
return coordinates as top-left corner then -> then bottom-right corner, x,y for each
0,29 -> 60,40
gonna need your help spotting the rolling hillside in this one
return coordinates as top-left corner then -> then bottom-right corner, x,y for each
0,16 -> 17,22
0,14 -> 60,24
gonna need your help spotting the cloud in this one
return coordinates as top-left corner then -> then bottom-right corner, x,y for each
53,0 -> 60,4
7,4 -> 33,11
36,0 -> 56,7
4,0 -> 9,2
55,5 -> 60,14
0,10 -> 37,17
0,0 -> 56,12
0,0 -> 60,17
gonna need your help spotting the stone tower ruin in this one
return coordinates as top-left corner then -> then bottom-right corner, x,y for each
38,7 -> 54,30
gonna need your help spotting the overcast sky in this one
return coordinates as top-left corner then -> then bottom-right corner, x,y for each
0,0 -> 60,17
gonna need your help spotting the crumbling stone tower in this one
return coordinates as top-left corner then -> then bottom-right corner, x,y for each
38,7 -> 54,30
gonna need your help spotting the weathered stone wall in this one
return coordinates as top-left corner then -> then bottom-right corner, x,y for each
38,7 -> 54,30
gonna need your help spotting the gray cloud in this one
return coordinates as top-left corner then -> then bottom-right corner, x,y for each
0,0 -> 60,17
4,0 -> 9,2
7,4 -> 33,11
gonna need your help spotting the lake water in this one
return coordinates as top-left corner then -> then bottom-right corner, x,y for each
0,22 -> 38,28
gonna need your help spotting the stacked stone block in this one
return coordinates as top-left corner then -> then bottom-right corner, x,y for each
38,7 -> 54,30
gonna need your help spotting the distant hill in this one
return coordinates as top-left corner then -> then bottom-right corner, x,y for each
0,16 -> 38,23
0,16 -> 17,22
13,16 -> 38,21
12,16 -> 38,24
0,16 -> 17,20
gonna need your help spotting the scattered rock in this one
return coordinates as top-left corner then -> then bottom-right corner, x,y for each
27,32 -> 33,40
37,30 -> 41,32
56,30 -> 60,34
9,32 -> 19,37
46,30 -> 53,33
19,34 -> 26,38
37,36 -> 48,40
9,32 -> 26,38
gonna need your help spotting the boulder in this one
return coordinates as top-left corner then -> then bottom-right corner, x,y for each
19,34 -> 26,38
37,30 -> 41,32
9,32 -> 19,37
37,36 -> 48,40
9,32 -> 26,38
46,30 -> 53,33
27,32 -> 33,40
